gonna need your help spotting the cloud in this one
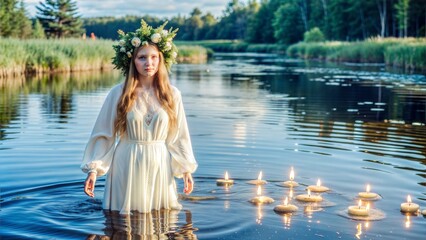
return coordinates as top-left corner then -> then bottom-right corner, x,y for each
23,0 -> 234,18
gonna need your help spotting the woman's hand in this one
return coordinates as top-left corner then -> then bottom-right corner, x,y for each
84,172 -> 97,198
183,172 -> 194,195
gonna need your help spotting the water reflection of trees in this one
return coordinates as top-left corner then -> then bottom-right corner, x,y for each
0,71 -> 121,139
87,210 -> 198,240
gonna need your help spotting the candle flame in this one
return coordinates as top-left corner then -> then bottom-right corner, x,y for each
257,185 -> 261,196
308,189 -> 311,196
289,167 -> 295,181
316,179 -> 321,187
258,171 -> 263,181
284,197 -> 288,206
407,195 -> 412,203
366,184 -> 370,193
225,171 -> 229,180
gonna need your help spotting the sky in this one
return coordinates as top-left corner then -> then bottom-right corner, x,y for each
23,0 -> 235,18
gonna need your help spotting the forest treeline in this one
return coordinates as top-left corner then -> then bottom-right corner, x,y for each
84,0 -> 426,45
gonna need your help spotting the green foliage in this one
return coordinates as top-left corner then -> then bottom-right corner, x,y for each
304,27 -> 325,43
0,0 -> 33,38
32,20 -> 46,39
286,38 -> 426,70
36,0 -> 84,38
273,3 -> 304,45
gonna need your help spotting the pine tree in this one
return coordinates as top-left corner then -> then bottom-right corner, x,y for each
36,0 -> 84,38
0,0 -> 18,37
32,19 -> 46,39
15,1 -> 32,39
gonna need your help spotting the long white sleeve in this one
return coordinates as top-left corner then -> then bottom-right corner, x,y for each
167,87 -> 198,178
80,84 -> 122,176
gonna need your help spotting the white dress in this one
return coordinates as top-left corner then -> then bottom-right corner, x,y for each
81,83 -> 198,214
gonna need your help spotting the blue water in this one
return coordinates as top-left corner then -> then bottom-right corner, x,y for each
1,53 -> 425,239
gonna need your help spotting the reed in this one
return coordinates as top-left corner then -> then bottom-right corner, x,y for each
287,38 -> 426,70
0,39 -> 211,78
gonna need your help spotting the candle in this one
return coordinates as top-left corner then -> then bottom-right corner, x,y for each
248,171 -> 268,185
307,179 -> 329,192
400,195 -> 419,213
249,185 -> 274,204
358,184 -> 378,199
216,171 -> 234,186
282,167 -> 299,187
274,196 -> 298,213
422,209 -> 426,216
295,189 -> 323,202
348,200 -> 369,216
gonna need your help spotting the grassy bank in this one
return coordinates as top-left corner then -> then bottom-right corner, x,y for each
0,39 -> 210,78
176,40 -> 286,53
286,38 -> 426,71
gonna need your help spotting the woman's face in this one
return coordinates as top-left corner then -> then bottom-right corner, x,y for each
134,45 -> 160,79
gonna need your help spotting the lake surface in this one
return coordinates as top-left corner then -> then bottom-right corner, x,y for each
1,53 -> 425,239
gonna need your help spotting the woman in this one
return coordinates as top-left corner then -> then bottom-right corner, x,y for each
81,20 -> 197,214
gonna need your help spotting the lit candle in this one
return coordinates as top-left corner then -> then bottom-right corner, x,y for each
216,171 -> 234,186
307,179 -> 330,192
248,171 -> 268,185
348,200 -> 369,216
249,185 -> 274,204
400,195 -> 419,213
295,189 -> 323,202
358,184 -> 378,199
274,196 -> 298,213
282,167 -> 299,187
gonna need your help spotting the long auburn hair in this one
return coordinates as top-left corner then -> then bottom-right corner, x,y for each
114,44 -> 176,137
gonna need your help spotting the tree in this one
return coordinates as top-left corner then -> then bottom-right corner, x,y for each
273,3 -> 304,44
32,19 -> 46,38
15,1 -> 32,39
395,0 -> 410,37
0,0 -> 32,38
36,0 -> 84,38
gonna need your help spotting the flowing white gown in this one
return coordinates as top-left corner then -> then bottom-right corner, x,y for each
81,83 -> 197,214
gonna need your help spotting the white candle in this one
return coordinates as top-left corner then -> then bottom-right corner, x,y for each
274,196 -> 298,213
282,167 -> 299,187
216,171 -> 234,186
400,195 -> 419,213
295,189 -> 323,202
358,184 -> 378,199
249,185 -> 274,204
348,200 -> 369,216
248,171 -> 268,185
422,209 -> 426,216
307,179 -> 330,192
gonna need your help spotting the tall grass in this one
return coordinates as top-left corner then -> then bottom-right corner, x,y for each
0,39 -> 211,78
287,37 -> 426,71
176,40 -> 286,53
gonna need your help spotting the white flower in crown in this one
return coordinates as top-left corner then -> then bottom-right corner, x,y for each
142,41 -> 148,46
151,33 -> 161,43
164,42 -> 172,51
131,37 -> 141,47
120,47 -> 126,52
172,51 -> 177,58
119,40 -> 126,46
126,51 -> 132,58
161,30 -> 168,36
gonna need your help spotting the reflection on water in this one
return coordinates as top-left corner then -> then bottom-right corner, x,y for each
1,53 -> 425,239
87,210 -> 197,240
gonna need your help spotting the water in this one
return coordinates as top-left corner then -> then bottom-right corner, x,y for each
1,54 -> 425,239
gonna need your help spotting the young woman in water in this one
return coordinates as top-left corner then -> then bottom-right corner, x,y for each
81,20 -> 197,214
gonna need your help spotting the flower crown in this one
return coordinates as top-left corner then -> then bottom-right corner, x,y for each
112,19 -> 179,75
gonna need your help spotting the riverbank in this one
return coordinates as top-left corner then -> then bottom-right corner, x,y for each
0,39 -> 210,78
287,38 -> 426,71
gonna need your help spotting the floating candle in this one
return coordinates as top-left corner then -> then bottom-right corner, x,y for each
348,200 -> 369,216
422,209 -> 426,216
295,189 -> 323,202
249,186 -> 274,204
282,167 -> 299,187
307,179 -> 330,192
274,196 -> 298,213
400,195 -> 419,213
248,171 -> 267,185
358,184 -> 378,199
216,171 -> 234,186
